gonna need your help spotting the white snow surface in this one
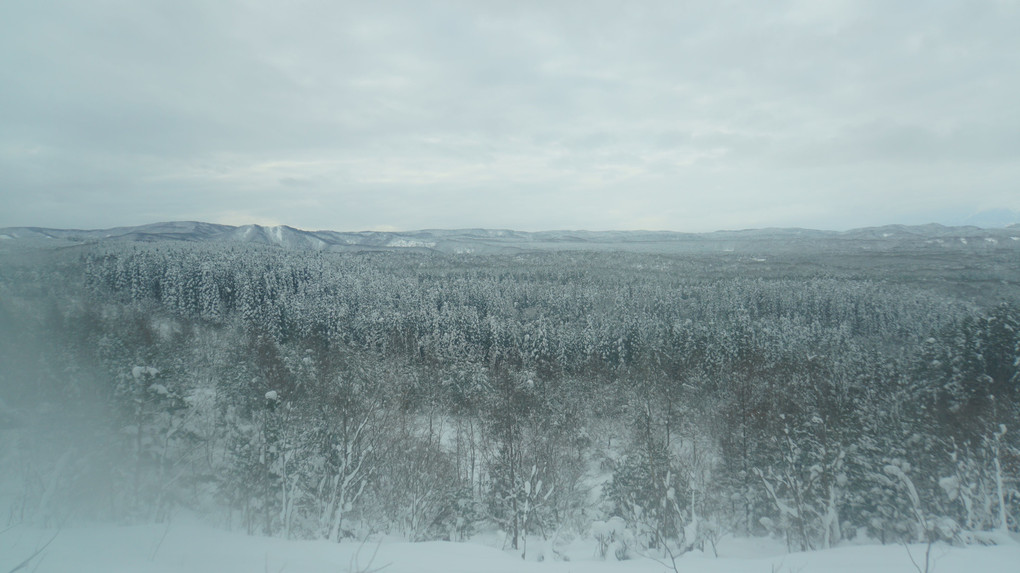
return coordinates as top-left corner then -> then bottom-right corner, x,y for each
1,519 -> 1017,573
387,238 -> 437,248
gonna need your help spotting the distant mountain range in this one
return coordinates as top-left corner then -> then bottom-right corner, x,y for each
2,221 -> 1019,255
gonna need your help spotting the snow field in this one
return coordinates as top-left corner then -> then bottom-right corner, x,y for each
1,520 -> 1018,573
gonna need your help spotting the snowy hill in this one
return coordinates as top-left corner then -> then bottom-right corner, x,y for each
2,221 -> 1019,255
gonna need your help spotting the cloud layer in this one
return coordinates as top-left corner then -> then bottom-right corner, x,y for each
2,0 -> 1018,231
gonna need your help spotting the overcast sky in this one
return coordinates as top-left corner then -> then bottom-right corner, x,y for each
1,0 -> 1018,232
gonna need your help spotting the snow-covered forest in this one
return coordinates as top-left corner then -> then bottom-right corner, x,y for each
1,240 -> 1018,568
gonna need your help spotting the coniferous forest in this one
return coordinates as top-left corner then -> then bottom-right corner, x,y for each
1,237 -> 1017,559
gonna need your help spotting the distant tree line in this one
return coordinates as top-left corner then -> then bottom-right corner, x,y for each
1,242 -> 1016,557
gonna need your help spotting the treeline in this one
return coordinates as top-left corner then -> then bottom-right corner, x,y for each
1,243 -> 1017,557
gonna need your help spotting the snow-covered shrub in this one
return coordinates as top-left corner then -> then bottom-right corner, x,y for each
591,516 -> 631,560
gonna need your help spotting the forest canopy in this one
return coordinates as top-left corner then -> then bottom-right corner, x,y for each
1,240 -> 1017,557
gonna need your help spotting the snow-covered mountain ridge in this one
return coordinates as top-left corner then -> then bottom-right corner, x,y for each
2,221 -> 1019,254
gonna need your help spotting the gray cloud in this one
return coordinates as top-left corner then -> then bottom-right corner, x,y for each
1,0 -> 1019,232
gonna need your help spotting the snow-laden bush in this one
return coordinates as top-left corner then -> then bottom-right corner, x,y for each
591,516 -> 631,560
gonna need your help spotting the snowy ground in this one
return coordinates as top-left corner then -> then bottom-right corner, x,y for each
2,519 -> 1018,573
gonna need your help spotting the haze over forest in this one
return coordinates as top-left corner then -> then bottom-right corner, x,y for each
1,221 -> 1018,572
